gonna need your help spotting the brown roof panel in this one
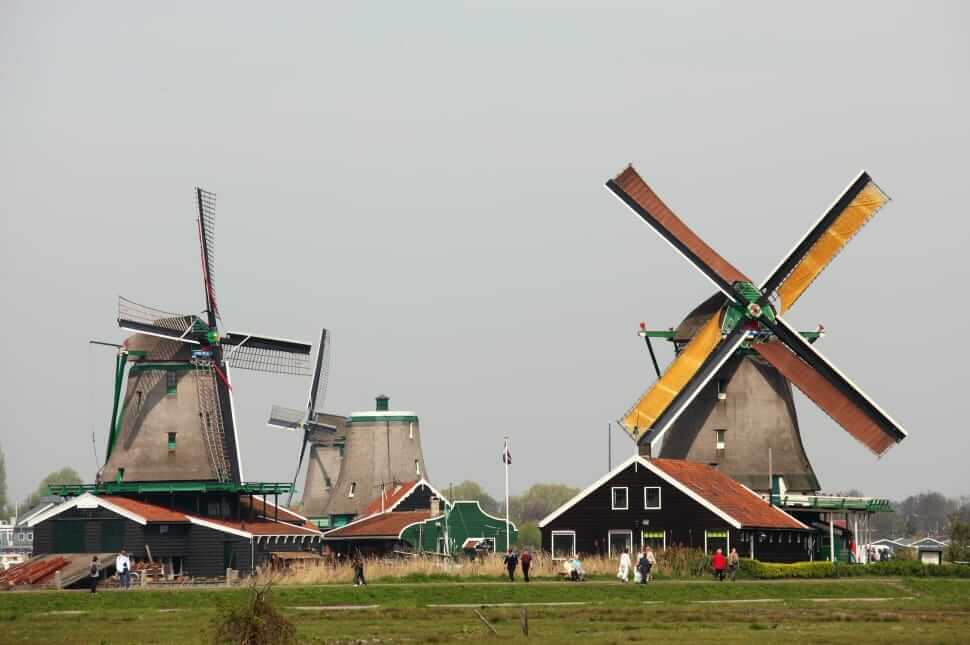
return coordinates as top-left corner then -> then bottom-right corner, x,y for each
325,510 -> 430,539
101,496 -> 187,523
361,480 -> 421,517
650,459 -> 806,530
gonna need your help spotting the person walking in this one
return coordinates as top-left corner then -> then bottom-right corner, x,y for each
116,549 -> 132,590
617,547 -> 631,583
711,548 -> 727,581
644,546 -> 656,583
503,548 -> 518,582
89,556 -> 101,594
636,547 -> 650,585
727,547 -> 740,581
520,548 -> 532,583
352,554 -> 366,587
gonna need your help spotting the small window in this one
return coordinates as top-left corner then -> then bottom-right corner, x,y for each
349,482 -> 357,498
715,429 -> 726,451
409,422 -> 414,440
644,486 -> 661,510
415,459 -> 421,476
611,487 -> 629,510
716,378 -> 727,400
166,371 -> 178,396
159,525 -> 169,535
167,432 -> 177,451
324,476 -> 332,490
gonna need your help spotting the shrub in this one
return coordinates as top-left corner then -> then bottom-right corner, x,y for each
738,558 -> 970,579
211,578 -> 296,645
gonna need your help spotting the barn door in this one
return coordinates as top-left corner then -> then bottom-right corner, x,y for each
53,520 -> 84,553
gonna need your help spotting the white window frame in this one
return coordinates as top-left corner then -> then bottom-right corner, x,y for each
611,486 -> 629,510
641,529 -> 667,551
704,529 -> 730,555
643,486 -> 662,510
349,482 -> 357,498
550,530 -> 576,561
607,529 -> 633,558
716,378 -> 727,400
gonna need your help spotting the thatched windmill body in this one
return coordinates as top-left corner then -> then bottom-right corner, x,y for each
607,166 -> 908,493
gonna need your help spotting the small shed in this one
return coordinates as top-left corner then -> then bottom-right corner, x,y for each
909,537 -> 947,565
400,501 -> 517,556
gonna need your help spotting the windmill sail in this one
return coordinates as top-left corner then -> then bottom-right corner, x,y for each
196,187 -> 219,323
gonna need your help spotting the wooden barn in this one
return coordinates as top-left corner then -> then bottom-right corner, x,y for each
538,456 -> 811,563
27,492 -> 322,580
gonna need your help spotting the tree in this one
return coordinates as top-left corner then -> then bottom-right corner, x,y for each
0,442 -> 8,519
509,483 -> 579,525
22,467 -> 83,510
946,515 -> 970,563
448,481 -> 500,515
515,521 -> 541,549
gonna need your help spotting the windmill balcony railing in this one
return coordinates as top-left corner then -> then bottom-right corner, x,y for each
46,481 -> 295,497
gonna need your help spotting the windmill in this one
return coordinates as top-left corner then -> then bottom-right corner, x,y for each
101,188 -> 313,486
267,328 -> 347,507
606,165 -> 907,492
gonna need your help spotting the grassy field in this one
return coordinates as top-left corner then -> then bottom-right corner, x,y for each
1,578 -> 968,643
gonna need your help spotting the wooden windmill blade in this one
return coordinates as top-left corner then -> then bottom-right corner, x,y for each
221,332 -> 312,376
195,187 -> 220,324
620,310 -> 750,445
755,317 -> 907,455
759,172 -> 891,313
605,164 -> 749,302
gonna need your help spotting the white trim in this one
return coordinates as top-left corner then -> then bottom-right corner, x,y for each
250,495 -> 309,523
703,529 -> 730,555
606,186 -> 740,305
187,516 -> 252,539
644,486 -> 662,510
645,330 -> 751,448
759,170 -> 872,295
452,500 -> 517,530
379,478 -> 450,515
26,493 -> 149,528
737,483 -> 812,530
611,487 -> 629,510
550,530 -> 577,560
607,529 -> 633,558
775,315 -> 907,440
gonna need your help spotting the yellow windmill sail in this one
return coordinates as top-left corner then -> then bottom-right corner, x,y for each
620,312 -> 723,437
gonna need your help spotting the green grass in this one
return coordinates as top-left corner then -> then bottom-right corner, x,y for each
1,578 -> 968,644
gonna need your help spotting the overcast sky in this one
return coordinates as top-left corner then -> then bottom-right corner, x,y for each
2,1 -> 968,505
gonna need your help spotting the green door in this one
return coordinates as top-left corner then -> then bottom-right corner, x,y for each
53,520 -> 85,553
101,520 -> 124,552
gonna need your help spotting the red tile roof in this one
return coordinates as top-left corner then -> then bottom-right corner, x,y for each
650,460 -> 807,530
101,496 -> 187,523
361,480 -> 421,517
325,510 -> 430,539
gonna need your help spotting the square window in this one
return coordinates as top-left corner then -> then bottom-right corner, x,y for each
167,432 -> 177,451
608,530 -> 633,558
644,486 -> 661,510
415,460 -> 421,476
715,429 -> 726,451
349,482 -> 357,498
166,371 -> 178,396
551,531 -> 576,560
611,487 -> 629,510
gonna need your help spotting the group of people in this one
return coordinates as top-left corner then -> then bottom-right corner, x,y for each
503,547 -> 533,582
87,549 -> 134,594
617,546 -> 656,584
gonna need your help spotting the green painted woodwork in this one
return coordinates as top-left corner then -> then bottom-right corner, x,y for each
400,501 -> 517,555
348,415 -> 419,424
105,352 -> 128,461
733,281 -> 762,304
637,330 -> 676,339
776,496 -> 893,513
46,481 -> 294,496
722,304 -> 746,334
129,363 -> 197,373
330,515 -> 354,528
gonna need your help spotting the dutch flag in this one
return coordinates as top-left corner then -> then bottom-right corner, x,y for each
501,438 -> 512,465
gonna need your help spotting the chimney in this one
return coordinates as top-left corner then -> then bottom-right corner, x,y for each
430,496 -> 440,517
376,394 -> 389,411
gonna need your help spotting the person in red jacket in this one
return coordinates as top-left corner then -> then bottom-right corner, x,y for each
711,548 -> 727,581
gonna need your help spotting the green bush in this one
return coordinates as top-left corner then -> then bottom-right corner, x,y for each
738,558 -> 970,579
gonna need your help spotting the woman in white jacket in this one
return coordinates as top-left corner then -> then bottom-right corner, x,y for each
617,548 -> 632,582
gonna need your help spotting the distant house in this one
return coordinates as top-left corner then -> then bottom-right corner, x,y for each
538,456 -> 811,563
27,493 -> 322,580
908,537 -> 948,565
322,480 -> 516,557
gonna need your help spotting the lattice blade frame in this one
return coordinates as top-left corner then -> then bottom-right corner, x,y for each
222,332 -> 312,376
196,187 -> 220,322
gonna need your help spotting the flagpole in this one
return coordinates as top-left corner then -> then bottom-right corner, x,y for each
504,436 -> 510,551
